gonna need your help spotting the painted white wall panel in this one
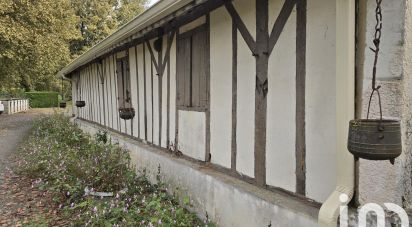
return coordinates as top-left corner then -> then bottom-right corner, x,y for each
209,7 -> 232,169
178,110 -> 206,161
161,36 -> 168,148
111,55 -> 119,132
235,1 -> 256,178
153,63 -> 160,145
137,44 -> 146,140
305,0 -> 337,203
130,47 -> 139,137
106,57 -> 113,129
266,1 -> 297,192
169,36 -> 177,149
145,46 -> 153,143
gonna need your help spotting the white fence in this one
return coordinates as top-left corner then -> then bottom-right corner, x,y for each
3,99 -> 29,114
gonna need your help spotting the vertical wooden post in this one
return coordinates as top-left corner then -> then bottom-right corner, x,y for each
254,0 -> 269,186
231,19 -> 238,171
295,0 -> 307,195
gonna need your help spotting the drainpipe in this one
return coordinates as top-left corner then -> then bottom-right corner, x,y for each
354,0 -> 367,205
318,0 -> 356,226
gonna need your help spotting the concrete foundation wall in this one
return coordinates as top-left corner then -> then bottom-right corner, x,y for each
75,118 -> 318,227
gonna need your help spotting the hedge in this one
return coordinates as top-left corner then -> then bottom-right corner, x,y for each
26,92 -> 59,108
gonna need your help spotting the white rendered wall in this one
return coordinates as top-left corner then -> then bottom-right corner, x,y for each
209,7 -> 232,169
266,0 -> 297,192
137,44 -> 146,140
305,0 -> 337,202
169,36 -> 177,149
130,47 -> 139,137
234,0 -> 256,178
178,110 -> 206,161
160,36 -> 168,148
152,49 -> 160,146
145,44 -> 153,143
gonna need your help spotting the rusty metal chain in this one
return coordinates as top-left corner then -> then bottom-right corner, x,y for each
367,0 -> 383,120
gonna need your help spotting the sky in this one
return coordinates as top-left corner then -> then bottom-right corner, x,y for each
148,0 -> 159,7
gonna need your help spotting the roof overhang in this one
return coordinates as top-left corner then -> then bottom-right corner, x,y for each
59,0 -> 197,79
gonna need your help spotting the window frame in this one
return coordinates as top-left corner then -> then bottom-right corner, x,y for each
176,24 -> 209,112
116,56 -> 132,109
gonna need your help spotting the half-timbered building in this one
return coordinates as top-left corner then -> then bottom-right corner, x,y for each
59,0 -> 412,226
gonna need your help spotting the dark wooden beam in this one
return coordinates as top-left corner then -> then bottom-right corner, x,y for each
205,13 -> 211,162
268,0 -> 297,55
254,0 -> 269,186
222,0 -> 256,53
146,40 -> 159,72
231,19 -> 238,171
295,0 -> 307,196
143,44 -> 148,141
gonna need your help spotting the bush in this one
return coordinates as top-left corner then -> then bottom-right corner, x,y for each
26,91 -> 58,108
18,114 -> 212,226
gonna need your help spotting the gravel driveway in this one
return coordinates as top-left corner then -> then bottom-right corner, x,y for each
0,109 -> 54,174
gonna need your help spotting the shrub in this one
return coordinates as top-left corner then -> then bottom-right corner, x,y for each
26,91 -> 58,108
18,114 -> 212,226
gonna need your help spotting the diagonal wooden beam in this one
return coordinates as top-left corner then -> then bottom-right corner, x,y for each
268,0 -> 297,55
159,30 -> 177,76
145,40 -> 159,73
222,0 -> 256,53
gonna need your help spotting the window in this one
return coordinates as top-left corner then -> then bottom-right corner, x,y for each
116,57 -> 132,109
176,25 -> 208,110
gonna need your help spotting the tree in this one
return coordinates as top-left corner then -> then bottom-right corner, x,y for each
0,0 -> 80,91
0,0 -> 147,93
70,0 -> 147,57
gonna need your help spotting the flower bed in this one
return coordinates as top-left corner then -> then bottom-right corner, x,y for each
19,114 -> 213,226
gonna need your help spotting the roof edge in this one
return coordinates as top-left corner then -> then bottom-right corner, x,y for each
58,0 -> 191,78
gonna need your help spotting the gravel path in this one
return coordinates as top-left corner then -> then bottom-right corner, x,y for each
0,109 -> 54,176
0,108 -> 59,226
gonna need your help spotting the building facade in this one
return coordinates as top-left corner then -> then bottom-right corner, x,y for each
59,0 -> 412,226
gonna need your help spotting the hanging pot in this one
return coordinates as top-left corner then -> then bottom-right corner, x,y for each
347,2 -> 402,165
347,87 -> 402,164
119,107 -> 135,120
348,119 -> 401,163
76,100 -> 86,108
59,102 -> 67,108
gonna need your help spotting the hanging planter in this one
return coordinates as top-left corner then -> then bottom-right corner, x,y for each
348,119 -> 401,163
76,100 -> 86,108
59,102 -> 67,108
119,107 -> 135,120
347,0 -> 402,164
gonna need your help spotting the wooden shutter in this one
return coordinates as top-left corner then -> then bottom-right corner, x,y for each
191,27 -> 207,108
176,25 -> 208,110
116,60 -> 124,108
177,36 -> 191,107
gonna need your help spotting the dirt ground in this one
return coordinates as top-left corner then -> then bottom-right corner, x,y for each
0,108 -> 65,226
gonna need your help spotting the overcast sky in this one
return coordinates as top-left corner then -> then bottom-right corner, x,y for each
148,0 -> 159,7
